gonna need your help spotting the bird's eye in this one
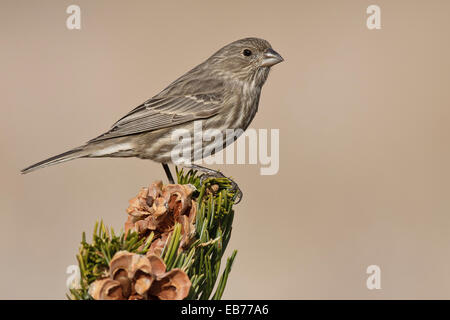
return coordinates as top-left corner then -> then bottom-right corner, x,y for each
243,49 -> 252,57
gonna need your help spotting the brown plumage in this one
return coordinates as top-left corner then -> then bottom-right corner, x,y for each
21,38 -> 283,175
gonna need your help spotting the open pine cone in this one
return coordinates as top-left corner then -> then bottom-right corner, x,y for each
88,251 -> 191,300
125,181 -> 197,255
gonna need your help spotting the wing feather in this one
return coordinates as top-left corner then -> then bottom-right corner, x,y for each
89,93 -> 223,142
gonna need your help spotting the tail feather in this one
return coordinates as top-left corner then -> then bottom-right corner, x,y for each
21,147 -> 86,174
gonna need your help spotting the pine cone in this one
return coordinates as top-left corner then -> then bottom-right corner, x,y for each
88,251 -> 191,300
125,181 -> 197,254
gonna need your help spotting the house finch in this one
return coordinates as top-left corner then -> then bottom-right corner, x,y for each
21,37 -> 283,199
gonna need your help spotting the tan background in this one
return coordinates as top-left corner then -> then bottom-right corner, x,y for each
1,0 -> 449,299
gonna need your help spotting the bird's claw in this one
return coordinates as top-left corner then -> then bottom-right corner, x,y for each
229,179 -> 243,204
198,172 -> 243,204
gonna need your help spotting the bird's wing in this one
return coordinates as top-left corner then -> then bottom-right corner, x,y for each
89,93 -> 224,142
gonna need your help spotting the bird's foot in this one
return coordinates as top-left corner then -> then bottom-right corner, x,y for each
187,165 -> 243,204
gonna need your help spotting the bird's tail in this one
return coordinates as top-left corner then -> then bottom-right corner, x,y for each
21,147 -> 87,174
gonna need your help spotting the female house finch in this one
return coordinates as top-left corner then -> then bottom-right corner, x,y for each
21,38 -> 283,199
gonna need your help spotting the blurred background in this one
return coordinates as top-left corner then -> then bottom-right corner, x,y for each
1,0 -> 450,299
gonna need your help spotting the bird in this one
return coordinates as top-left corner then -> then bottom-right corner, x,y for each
21,37 -> 284,201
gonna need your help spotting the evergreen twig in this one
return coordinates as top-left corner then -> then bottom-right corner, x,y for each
69,167 -> 238,300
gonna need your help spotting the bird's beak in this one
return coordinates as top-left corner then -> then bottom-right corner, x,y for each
261,48 -> 284,67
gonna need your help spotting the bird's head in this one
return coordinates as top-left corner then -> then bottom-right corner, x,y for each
206,38 -> 284,86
